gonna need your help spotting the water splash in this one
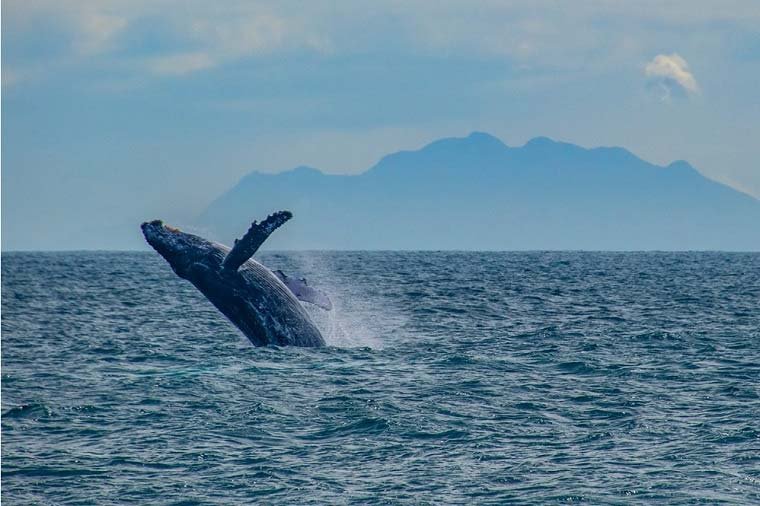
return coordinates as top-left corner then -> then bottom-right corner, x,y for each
281,251 -> 390,349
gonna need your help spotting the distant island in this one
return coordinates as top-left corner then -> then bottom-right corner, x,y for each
199,132 -> 760,251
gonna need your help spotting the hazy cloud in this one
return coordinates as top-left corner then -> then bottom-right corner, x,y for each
74,11 -> 127,55
1,1 -> 330,82
146,51 -> 214,75
645,53 -> 700,99
142,12 -> 323,76
4,0 -> 759,85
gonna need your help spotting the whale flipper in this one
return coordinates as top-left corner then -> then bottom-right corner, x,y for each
273,270 -> 333,311
222,211 -> 292,272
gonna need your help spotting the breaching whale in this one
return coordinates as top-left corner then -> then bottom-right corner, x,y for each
141,211 -> 328,347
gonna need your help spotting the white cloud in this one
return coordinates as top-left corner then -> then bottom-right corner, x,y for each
645,53 -> 700,98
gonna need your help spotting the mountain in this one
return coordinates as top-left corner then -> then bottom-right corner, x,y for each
198,132 -> 760,251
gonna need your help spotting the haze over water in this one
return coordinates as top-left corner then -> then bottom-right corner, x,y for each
3,251 -> 758,504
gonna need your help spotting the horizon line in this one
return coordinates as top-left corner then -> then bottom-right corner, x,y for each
3,248 -> 759,254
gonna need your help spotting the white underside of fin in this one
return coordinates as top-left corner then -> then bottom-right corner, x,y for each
272,269 -> 333,311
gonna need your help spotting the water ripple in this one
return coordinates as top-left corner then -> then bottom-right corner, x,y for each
2,251 -> 759,504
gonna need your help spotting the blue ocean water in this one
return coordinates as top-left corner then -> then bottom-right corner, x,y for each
2,251 -> 759,504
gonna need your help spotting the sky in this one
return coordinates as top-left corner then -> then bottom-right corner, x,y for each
2,1 -> 760,250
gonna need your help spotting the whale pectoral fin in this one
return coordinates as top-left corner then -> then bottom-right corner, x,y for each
273,270 -> 333,311
222,211 -> 293,272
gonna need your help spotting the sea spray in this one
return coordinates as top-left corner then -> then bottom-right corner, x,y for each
275,250 -> 394,349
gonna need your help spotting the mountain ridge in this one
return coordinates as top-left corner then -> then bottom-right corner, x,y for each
199,132 -> 760,251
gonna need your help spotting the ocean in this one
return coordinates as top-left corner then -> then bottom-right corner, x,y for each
2,251 -> 759,504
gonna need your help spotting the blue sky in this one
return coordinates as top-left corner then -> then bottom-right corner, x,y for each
2,1 -> 760,250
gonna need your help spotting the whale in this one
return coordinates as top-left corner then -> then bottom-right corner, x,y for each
141,211 -> 327,347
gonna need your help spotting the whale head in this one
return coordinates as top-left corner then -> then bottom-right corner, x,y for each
141,220 -> 213,279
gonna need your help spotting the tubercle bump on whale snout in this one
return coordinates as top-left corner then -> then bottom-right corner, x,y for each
141,220 -> 164,231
